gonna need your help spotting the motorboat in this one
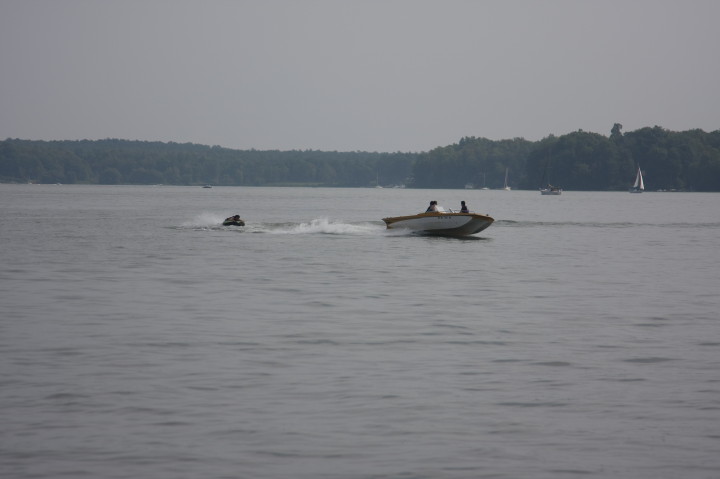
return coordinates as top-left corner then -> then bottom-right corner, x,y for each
223,215 -> 245,226
382,206 -> 494,236
540,184 -> 562,195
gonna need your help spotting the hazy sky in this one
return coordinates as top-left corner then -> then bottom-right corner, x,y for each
2,0 -> 719,152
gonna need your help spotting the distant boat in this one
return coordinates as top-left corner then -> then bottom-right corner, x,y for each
629,166 -> 644,193
502,168 -> 511,191
463,173 -> 490,190
539,151 -> 561,195
540,184 -> 562,195
202,184 -> 212,189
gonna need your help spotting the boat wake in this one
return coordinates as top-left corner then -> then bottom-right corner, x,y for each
257,218 -> 383,235
177,215 -> 386,235
177,215 -> 497,237
179,212 -> 227,229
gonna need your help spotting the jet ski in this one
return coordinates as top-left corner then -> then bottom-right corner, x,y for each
223,215 -> 245,226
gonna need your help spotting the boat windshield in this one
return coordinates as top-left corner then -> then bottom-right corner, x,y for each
423,205 -> 458,213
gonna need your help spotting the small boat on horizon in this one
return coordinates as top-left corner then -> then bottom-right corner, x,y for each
540,184 -> 562,195
539,150 -> 561,194
502,168 -> 511,191
629,165 -> 645,193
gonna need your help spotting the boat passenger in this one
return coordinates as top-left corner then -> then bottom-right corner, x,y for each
460,201 -> 469,213
426,201 -> 438,212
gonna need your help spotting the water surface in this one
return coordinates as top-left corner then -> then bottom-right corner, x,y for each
2,185 -> 719,478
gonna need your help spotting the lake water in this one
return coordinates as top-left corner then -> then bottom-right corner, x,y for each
2,184 -> 719,479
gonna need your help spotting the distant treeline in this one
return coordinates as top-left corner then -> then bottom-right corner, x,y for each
416,125 -> 720,191
0,139 -> 416,188
2,125 -> 720,190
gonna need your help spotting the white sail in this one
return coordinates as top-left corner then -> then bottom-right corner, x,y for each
630,166 -> 644,192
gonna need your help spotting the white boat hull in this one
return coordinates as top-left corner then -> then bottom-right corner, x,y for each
540,188 -> 562,195
382,212 -> 494,236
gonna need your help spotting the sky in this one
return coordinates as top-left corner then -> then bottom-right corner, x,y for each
1,0 -> 719,153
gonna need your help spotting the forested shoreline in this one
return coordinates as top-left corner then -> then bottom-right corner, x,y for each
2,125 -> 719,190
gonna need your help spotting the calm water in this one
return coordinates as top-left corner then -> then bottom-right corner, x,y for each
2,184 -> 720,479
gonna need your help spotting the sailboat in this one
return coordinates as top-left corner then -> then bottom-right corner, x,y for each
539,156 -> 561,195
629,165 -> 644,193
502,168 -> 511,191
